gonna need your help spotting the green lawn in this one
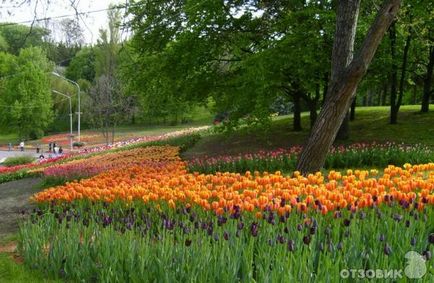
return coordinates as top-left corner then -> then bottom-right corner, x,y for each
183,105 -> 434,159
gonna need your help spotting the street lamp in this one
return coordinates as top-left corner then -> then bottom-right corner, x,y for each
52,72 -> 81,142
52,90 -> 73,151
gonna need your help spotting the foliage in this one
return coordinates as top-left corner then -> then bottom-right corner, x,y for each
0,47 -> 54,139
19,201 -> 434,282
0,23 -> 49,55
65,47 -> 95,82
0,171 -> 40,184
2,156 -> 35,167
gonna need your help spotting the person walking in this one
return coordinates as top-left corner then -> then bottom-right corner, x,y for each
8,143 -> 12,151
36,144 -> 41,154
58,146 -> 63,155
53,144 -> 59,155
48,142 -> 52,153
19,141 -> 24,152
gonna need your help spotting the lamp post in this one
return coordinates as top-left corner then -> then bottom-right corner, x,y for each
52,90 -> 73,151
52,72 -> 81,142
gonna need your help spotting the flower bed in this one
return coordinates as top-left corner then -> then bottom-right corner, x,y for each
188,142 -> 433,174
19,146 -> 434,281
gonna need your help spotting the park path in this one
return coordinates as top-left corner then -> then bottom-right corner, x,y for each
0,178 -> 42,239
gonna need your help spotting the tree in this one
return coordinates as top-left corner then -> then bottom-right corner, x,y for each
65,47 -> 96,82
0,47 -> 53,139
296,0 -> 401,174
0,23 -> 49,55
89,7 -> 132,144
421,46 -> 433,112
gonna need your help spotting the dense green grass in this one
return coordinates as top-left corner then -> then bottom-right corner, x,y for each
184,105 -> 434,159
0,133 -> 18,146
2,156 -> 35,167
0,253 -> 61,283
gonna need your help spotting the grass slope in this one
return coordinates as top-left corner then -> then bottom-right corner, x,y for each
184,105 -> 434,159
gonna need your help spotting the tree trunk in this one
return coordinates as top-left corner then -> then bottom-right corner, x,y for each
350,98 -> 356,120
389,22 -> 398,124
322,73 -> 329,106
293,94 -> 302,131
421,46 -> 434,112
296,0 -> 401,174
396,32 -> 411,113
308,101 -> 318,128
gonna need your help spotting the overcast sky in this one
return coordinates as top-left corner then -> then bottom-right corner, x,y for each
0,0 -> 126,44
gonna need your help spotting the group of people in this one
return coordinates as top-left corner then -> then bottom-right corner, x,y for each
38,142 -> 63,160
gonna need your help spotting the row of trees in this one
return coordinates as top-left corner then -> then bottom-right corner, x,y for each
121,0 -> 432,134
0,10 -> 132,142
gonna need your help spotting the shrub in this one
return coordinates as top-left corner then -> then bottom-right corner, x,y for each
2,156 -> 35,167
73,142 -> 85,148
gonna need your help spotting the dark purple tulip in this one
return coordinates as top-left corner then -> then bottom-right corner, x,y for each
223,231 -> 229,241
303,235 -> 311,245
337,242 -> 343,250
207,226 -> 213,236
102,216 -> 112,227
383,195 -> 389,202
82,218 -> 89,227
413,212 -> 419,220
287,240 -> 295,252
250,222 -> 258,237
237,222 -> 244,230
280,199 -> 286,207
284,227 -> 289,234
267,212 -> 276,225
379,234 -> 385,242
217,216 -> 227,226
384,244 -> 392,256
296,224 -> 303,231
429,233 -> 434,244
343,219 -> 351,227
334,211 -> 342,219
410,237 -> 417,246
163,219 -> 175,230
126,222 -> 133,230
372,195 -> 378,202
422,250 -> 432,260
405,220 -> 410,228
277,235 -> 285,244
185,239 -> 192,247
400,200 -> 410,209
310,226 -> 317,235
279,216 -> 286,223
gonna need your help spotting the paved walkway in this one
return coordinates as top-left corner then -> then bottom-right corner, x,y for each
0,178 -> 42,238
